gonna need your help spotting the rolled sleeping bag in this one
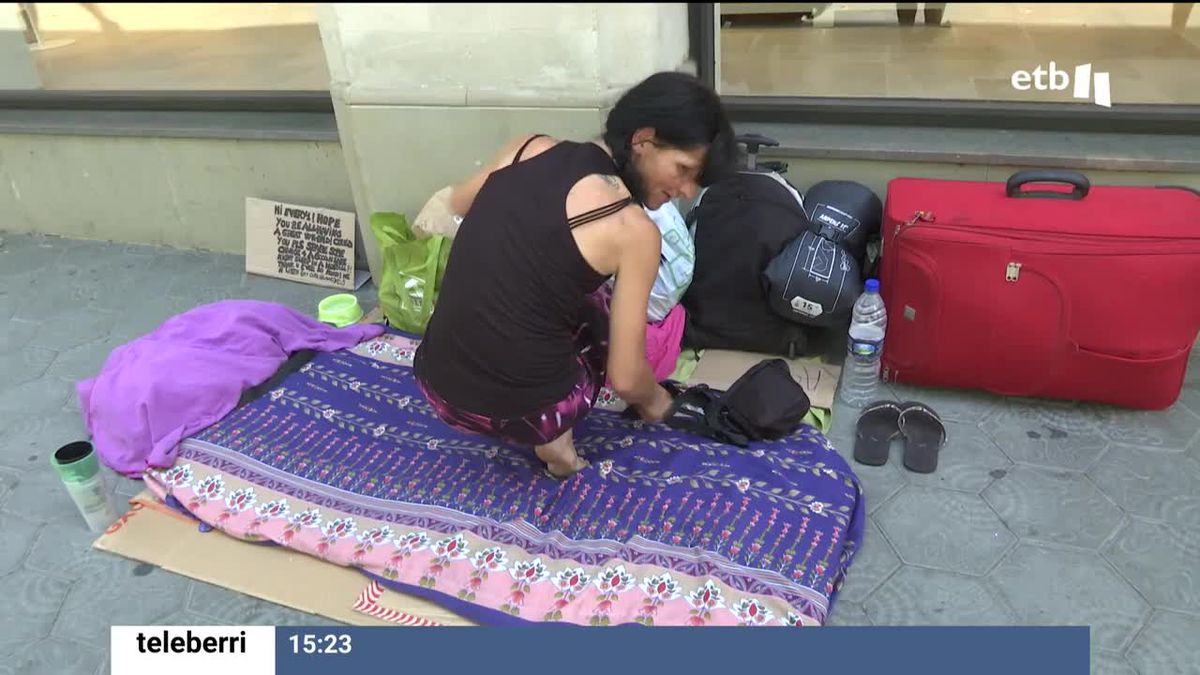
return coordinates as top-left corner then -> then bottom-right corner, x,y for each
802,180 -> 882,263
762,230 -> 862,328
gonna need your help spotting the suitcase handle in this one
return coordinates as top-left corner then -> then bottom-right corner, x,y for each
1006,171 -> 1090,200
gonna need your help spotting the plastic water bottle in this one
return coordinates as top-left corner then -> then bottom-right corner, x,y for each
838,278 -> 888,408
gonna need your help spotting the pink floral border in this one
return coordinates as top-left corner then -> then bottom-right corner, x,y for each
147,463 -> 821,627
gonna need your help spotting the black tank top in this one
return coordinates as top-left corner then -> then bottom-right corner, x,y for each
413,137 -> 631,417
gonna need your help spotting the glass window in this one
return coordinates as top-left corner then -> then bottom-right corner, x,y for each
17,2 -> 328,91
717,2 -> 1200,104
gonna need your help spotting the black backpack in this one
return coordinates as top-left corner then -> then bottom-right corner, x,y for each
681,135 -> 817,358
662,359 -> 811,447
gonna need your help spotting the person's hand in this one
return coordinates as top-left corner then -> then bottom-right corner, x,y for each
635,384 -> 676,423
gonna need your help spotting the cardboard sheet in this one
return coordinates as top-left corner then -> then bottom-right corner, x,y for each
687,349 -> 841,410
93,493 -> 474,626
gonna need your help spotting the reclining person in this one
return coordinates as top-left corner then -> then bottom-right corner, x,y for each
414,72 -> 736,479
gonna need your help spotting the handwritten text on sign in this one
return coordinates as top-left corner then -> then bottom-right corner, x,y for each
245,198 -> 357,290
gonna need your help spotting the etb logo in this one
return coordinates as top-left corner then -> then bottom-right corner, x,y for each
1010,62 -> 1111,108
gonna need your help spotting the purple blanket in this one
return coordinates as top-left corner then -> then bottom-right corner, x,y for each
144,329 -> 866,626
78,300 -> 384,477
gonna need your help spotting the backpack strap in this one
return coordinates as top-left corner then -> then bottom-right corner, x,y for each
662,384 -> 751,447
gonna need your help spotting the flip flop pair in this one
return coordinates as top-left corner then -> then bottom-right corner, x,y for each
852,400 -> 947,473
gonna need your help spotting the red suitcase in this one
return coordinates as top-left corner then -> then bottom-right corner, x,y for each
879,170 -> 1200,410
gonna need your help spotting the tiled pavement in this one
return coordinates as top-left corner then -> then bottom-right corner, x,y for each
2,232 -> 1199,675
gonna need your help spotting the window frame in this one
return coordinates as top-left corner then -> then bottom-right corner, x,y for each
0,90 -> 332,113
689,3 -> 1200,135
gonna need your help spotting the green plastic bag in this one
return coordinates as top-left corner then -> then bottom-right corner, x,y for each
369,211 -> 451,335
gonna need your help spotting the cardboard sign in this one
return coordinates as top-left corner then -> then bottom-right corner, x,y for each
245,198 -> 357,290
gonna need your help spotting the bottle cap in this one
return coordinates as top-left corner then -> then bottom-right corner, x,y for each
50,441 -> 101,484
865,278 -> 880,293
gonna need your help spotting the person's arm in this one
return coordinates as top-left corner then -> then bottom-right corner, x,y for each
449,134 -> 550,217
606,210 -> 675,422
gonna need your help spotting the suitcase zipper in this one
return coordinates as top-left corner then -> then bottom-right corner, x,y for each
891,213 -> 1200,255
894,211 -> 935,238
896,216 -> 1198,246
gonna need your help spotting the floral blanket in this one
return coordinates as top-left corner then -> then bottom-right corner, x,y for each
145,329 -> 866,626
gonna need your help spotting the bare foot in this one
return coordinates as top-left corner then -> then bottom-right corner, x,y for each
544,456 -> 590,481
535,429 -> 589,479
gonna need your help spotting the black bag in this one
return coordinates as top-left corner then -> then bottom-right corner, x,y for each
681,136 -> 817,358
663,359 -> 811,447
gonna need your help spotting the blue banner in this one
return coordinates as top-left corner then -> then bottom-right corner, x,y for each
276,626 -> 1089,674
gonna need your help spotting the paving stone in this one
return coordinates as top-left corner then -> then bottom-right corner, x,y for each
0,464 -> 19,502
26,309 -> 118,353
1103,519 -> 1200,614
53,554 -> 191,648
3,467 -> 90,524
1126,611 -> 1200,675
0,347 -> 58,387
1094,403 -> 1200,452
15,265 -> 145,318
1179,381 -> 1200,419
0,513 -> 40,575
1182,351 -> 1199,420
884,382 -> 1005,424
0,318 -> 40,353
165,279 -> 244,307
150,609 -> 224,626
2,637 -> 104,675
25,520 -> 106,577
876,487 -> 1016,575
1090,650 -> 1137,675
204,253 -> 248,278
108,295 -> 198,339
55,239 -> 141,274
0,242 -> 63,278
825,600 -> 870,626
107,471 -> 146,500
983,466 -> 1124,549
855,462 -> 909,516
835,518 -> 901,604
989,544 -> 1150,652
901,421 -> 1012,493
1089,445 -> 1200,527
121,242 -> 169,258
0,570 -> 73,653
138,249 -> 217,279
0,378 -> 75,417
864,566 -> 1017,626
0,407 -> 89,471
0,279 -> 19,322
43,340 -> 120,383
236,272 -> 298,301
979,399 -> 1110,471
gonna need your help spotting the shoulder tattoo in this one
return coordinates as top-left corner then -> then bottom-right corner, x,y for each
601,174 -> 627,193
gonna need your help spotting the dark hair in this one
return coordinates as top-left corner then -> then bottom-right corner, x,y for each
602,71 -> 736,189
